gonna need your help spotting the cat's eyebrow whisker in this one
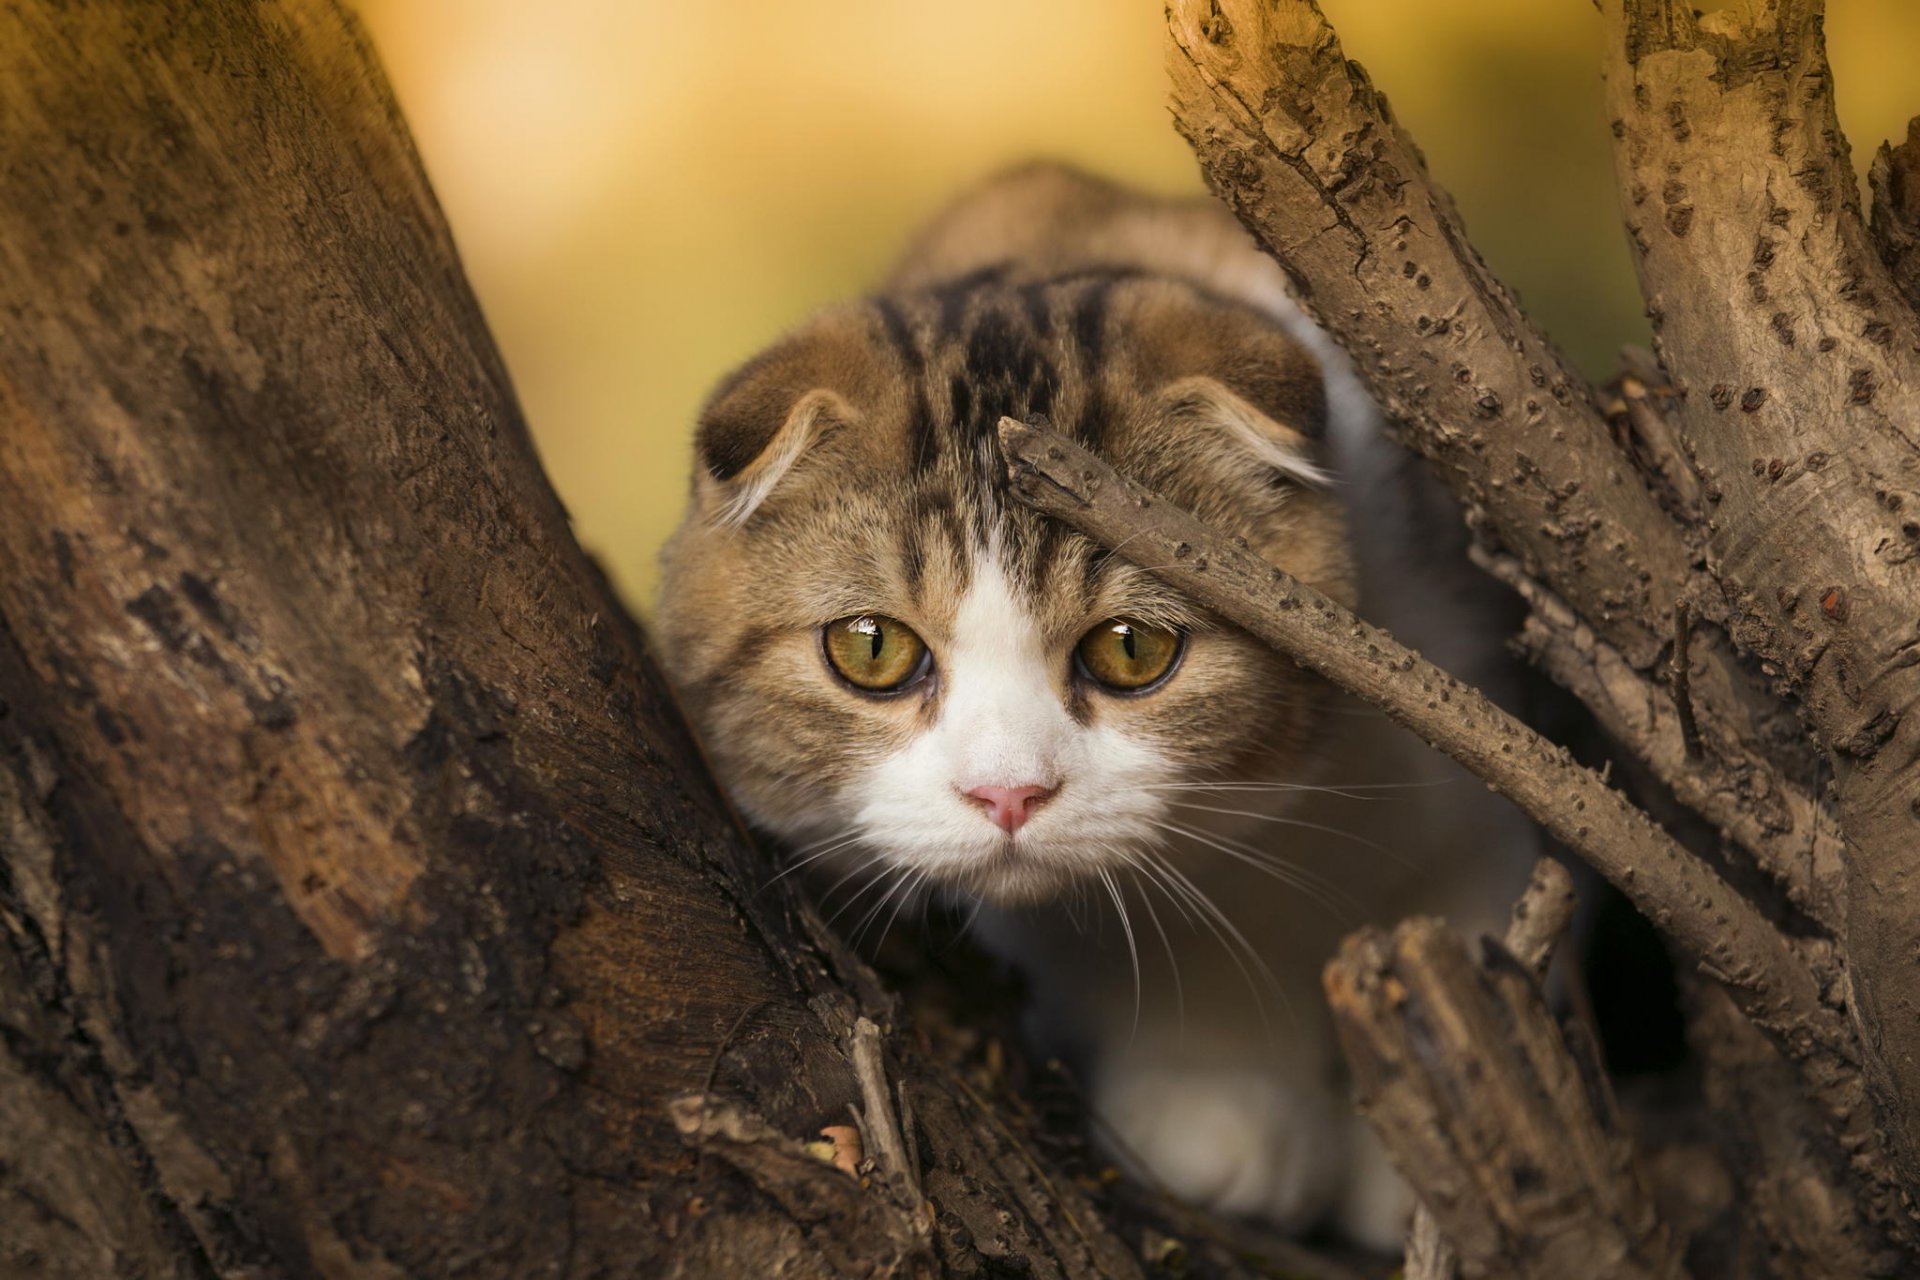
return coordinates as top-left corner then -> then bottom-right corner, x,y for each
1086,527 -> 1153,571
1159,800 -> 1414,870
1097,866 -> 1143,1044
1154,818 -> 1366,921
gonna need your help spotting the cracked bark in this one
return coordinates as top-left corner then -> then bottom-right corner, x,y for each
0,3 -> 1189,1277
1325,865 -> 1683,1280
1164,0 -> 1830,942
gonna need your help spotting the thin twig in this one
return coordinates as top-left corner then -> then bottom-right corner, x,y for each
996,418 -> 1851,1107
848,1017 -> 921,1198
1503,857 -> 1577,978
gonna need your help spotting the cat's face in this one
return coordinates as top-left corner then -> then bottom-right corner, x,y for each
656,271 -> 1353,905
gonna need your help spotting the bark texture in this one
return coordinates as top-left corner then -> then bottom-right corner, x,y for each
0,4 -> 1167,1277
1600,0 -> 1920,1197
1157,0 -> 1920,1272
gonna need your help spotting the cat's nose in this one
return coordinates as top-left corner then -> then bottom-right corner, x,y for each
965,783 -> 1057,834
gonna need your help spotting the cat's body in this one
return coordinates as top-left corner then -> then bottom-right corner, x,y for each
656,164 -> 1536,1247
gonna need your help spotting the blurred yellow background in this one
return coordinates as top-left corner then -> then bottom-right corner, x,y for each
353,1 -> 1920,613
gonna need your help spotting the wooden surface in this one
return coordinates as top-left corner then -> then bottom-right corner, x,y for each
0,4 -> 1178,1276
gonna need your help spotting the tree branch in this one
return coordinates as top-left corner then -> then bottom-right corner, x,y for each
1686,979 -> 1902,1277
1481,551 -> 1847,933
1601,0 -> 1920,1192
1163,0 -> 1835,956
0,3 -> 1165,1273
1164,0 -> 1691,673
997,417 -> 1854,1125
1403,858 -> 1578,1280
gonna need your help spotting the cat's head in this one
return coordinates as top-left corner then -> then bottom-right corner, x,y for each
655,268 -> 1353,905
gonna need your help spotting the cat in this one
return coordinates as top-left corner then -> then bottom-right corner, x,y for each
654,162 -> 1537,1248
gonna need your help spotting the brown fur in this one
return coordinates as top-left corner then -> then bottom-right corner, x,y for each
655,164 -> 1356,848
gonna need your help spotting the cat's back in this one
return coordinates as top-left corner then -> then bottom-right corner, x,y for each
889,162 -> 1289,309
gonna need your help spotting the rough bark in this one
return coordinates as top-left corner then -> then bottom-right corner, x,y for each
1494,551 -> 1844,931
1161,0 -> 1920,1266
1600,0 -> 1920,1195
1162,0 -> 1831,956
0,3 -> 1163,1276
1686,978 -> 1902,1277
10,0 -> 1920,1274
1400,859 -> 1578,1280
1326,911 -> 1682,1280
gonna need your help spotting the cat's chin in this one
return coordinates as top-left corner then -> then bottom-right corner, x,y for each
959,865 -> 1082,909
869,844 -> 1100,910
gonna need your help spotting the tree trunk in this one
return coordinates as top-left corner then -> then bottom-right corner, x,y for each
0,3 -> 1167,1276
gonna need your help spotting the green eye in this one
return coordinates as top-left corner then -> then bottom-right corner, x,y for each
1076,619 -> 1184,693
822,615 -> 931,692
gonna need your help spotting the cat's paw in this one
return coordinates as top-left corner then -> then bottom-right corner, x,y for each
1096,1064 -> 1346,1229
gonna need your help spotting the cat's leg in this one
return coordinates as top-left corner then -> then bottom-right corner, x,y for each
1094,1052 -> 1350,1231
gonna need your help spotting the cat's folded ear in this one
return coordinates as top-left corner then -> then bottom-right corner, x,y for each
694,311 -> 878,527
1130,292 -> 1332,492
1152,376 -> 1331,490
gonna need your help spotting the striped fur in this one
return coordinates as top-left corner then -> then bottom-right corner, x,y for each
654,164 -> 1534,1246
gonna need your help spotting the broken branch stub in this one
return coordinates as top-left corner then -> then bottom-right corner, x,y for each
1327,917 -> 1684,1280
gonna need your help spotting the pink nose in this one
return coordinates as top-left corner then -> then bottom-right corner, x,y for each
965,783 -> 1056,834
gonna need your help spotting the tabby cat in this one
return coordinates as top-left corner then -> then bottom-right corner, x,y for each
655,164 -> 1535,1246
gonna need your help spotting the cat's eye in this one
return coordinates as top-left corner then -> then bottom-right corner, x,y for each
1075,619 -> 1184,693
822,615 -> 931,693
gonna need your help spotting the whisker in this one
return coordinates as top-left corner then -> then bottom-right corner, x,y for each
1135,846 -> 1290,1041
866,867 -> 929,955
847,864 -> 917,951
1097,866 -> 1142,1043
1126,865 -> 1184,1034
759,834 -> 864,891
820,860 -> 898,932
1155,818 -> 1365,921
1160,801 -> 1412,870
1143,779 -> 1444,796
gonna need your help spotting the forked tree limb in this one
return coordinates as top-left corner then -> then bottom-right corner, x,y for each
1484,550 -> 1846,932
996,418 -> 1860,1140
1162,0 -> 1830,939
1600,0 -> 1920,1192
1162,0 -> 1691,673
